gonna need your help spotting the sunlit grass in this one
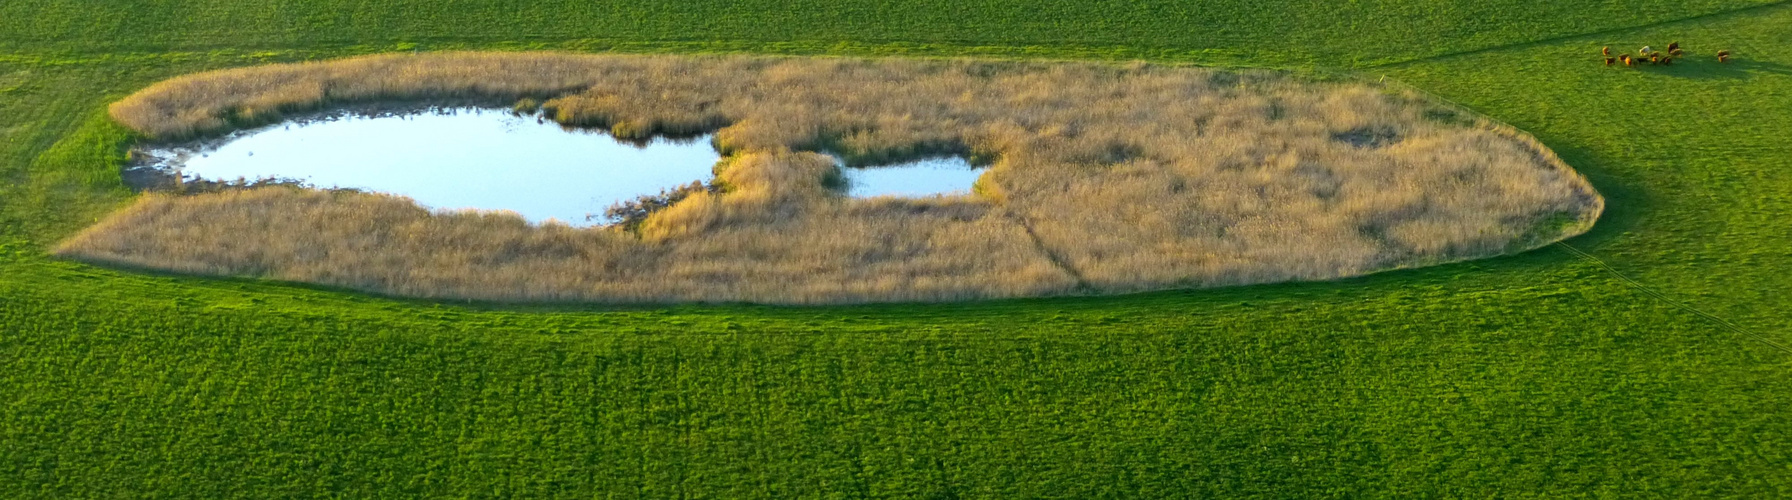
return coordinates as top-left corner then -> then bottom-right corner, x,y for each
1,1 -> 1790,497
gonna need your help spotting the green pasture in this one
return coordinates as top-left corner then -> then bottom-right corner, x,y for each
2,1 -> 1790,497
0,0 -> 1780,65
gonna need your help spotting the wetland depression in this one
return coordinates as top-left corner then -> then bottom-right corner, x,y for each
66,53 -> 1604,303
135,107 -> 990,225
134,108 -> 722,225
838,156 -> 986,198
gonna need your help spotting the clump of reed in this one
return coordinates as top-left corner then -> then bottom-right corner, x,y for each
604,180 -> 717,233
66,53 -> 1603,304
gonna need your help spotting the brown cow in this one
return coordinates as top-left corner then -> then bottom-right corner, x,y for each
1605,57 -> 1616,66
1718,50 -> 1732,63
1622,55 -> 1635,66
1602,46 -> 1612,56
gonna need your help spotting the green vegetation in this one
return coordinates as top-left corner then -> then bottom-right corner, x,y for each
0,0 -> 1779,66
3,1 -> 1792,497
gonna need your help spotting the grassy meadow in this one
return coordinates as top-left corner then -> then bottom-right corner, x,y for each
3,0 -> 1792,497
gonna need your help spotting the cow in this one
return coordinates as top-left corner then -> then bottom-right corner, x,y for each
1718,50 -> 1732,63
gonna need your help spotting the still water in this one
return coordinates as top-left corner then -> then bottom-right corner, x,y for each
839,156 -> 986,199
136,108 -> 986,226
136,108 -> 720,225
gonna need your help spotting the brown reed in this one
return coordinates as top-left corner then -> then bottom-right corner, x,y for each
61,53 -> 1603,304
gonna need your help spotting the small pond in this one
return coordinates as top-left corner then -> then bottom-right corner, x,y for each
837,156 -> 987,198
133,108 -> 721,225
132,107 -> 989,226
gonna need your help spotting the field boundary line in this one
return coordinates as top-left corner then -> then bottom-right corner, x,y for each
1555,242 -> 1791,355
1369,0 -> 1792,68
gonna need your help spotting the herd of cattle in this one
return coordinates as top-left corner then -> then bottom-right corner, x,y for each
1604,41 -> 1732,67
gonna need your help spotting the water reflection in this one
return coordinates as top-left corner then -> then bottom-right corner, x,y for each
132,107 -> 991,226
134,108 -> 721,226
837,156 -> 986,198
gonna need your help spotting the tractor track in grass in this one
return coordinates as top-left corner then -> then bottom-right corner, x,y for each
1557,242 -> 1791,355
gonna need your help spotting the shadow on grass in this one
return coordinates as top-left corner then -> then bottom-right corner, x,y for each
1538,141 -> 1649,252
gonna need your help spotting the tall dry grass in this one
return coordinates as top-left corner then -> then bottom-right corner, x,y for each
66,52 -> 1602,304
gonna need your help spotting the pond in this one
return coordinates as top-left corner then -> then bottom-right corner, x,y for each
838,156 -> 987,199
131,107 -> 989,226
132,107 -> 721,225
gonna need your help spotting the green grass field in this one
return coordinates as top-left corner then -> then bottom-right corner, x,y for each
3,1 -> 1791,497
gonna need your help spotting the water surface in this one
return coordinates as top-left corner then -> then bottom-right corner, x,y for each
135,108 -> 992,225
838,156 -> 986,198
136,108 -> 721,225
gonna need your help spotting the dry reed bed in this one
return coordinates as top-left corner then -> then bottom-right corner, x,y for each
62,52 -> 1602,303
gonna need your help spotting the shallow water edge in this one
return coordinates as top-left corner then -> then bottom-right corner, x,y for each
131,107 -> 989,226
